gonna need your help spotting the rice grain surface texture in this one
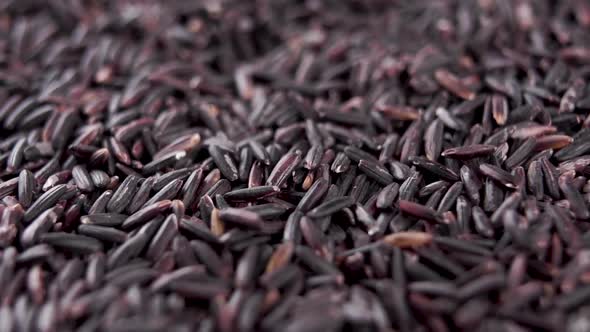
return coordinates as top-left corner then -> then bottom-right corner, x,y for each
0,1 -> 590,331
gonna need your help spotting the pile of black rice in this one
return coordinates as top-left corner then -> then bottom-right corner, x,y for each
1,0 -> 590,331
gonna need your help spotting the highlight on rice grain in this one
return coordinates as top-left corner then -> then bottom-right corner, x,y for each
0,0 -> 589,331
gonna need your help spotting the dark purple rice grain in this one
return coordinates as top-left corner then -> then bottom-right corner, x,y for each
224,185 -> 280,202
106,232 -> 149,270
122,200 -> 171,230
21,208 -> 59,248
115,162 -> 141,178
376,182 -> 400,209
559,172 -> 590,219
264,243 -> 294,275
307,196 -> 354,219
489,143 -> 509,165
177,168 -> 203,208
0,95 -> 23,123
379,134 -> 398,164
454,298 -> 490,329
22,145 -> 41,162
267,151 -> 302,188
457,273 -> 506,301
472,206 -> 494,238
399,200 -> 442,224
424,187 -> 445,210
209,208 -> 224,237
15,244 -> 54,265
437,182 -> 463,213
20,105 -> 54,131
248,161 -> 264,189
303,144 -> 323,171
559,155 -> 590,174
234,246 -> 260,289
343,146 -> 379,165
331,152 -> 351,174
41,170 -> 71,192
295,246 -> 343,281
527,160 -> 545,200
442,145 -> 497,159
491,94 -> 508,126
283,211 -> 303,243
56,258 -> 84,290
145,214 -> 178,261
435,107 -> 468,132
275,124 -> 304,145
556,285 -> 590,311
555,140 -> 590,162
81,213 -> 127,227
335,167 -> 356,196
434,69 -> 475,101
418,181 -> 449,198
369,212 -> 395,238
5,98 -> 37,130
490,192 -> 523,225
7,138 -> 26,172
109,267 -> 158,288
152,168 -> 192,192
179,217 -> 218,244
166,279 -> 229,300
218,208 -> 265,230
511,124 -> 557,140
202,179 -> 232,201
541,157 -> 562,199
416,247 -> 466,277
150,266 -> 207,292
424,120 -> 443,161
107,137 -> 131,166
143,179 -> 183,208
107,176 -> 141,213
18,169 -> 35,209
114,118 -> 154,143
88,147 -> 110,169
33,158 -> 59,186
408,281 -> 458,298
479,163 -> 517,189
69,144 -> 98,160
39,232 -> 103,254
77,224 -> 127,244
196,169 -> 221,202
189,240 -> 226,278
198,195 -> 215,224
51,110 -> 80,150
505,137 -> 537,169
248,139 -> 271,166
299,216 -> 326,253
482,178 -> 503,213
244,203 -> 288,220
89,170 -> 110,189
141,151 -> 186,175
357,159 -> 394,185
460,166 -> 482,205
455,195 -> 471,232
410,156 -> 460,181
208,145 -> 239,182
72,165 -> 95,192
23,184 -> 68,223
399,171 -> 422,201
